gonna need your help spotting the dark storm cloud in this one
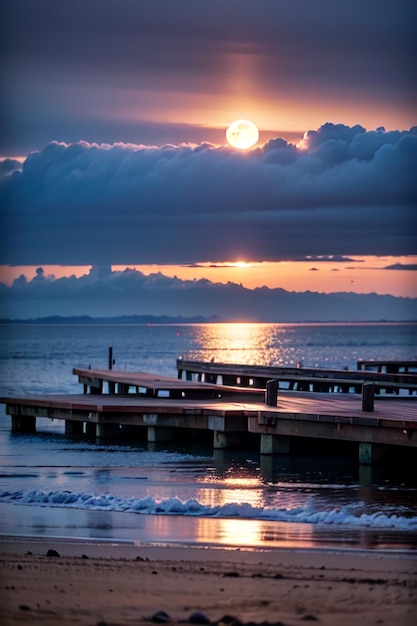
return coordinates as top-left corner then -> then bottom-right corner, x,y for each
1,123 -> 416,265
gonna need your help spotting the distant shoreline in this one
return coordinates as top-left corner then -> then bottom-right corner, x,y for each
1,316 -> 416,325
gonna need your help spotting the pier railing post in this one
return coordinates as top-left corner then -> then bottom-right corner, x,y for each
265,379 -> 278,406
362,383 -> 374,412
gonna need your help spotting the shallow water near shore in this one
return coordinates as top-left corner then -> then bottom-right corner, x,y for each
0,323 -> 416,551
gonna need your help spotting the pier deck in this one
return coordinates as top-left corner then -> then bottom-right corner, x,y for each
72,367 -> 265,400
2,387 -> 416,464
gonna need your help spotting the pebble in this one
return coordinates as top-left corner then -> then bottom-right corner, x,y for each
151,610 -> 172,623
46,549 -> 60,557
188,611 -> 211,624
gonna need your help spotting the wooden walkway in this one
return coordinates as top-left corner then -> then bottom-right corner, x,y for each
176,359 -> 417,394
1,365 -> 416,464
73,367 -> 265,400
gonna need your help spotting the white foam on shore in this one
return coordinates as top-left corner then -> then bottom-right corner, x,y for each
1,488 -> 416,530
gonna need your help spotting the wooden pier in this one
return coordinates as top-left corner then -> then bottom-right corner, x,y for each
1,366 -> 416,465
358,359 -> 417,374
176,359 -> 417,394
72,367 -> 266,400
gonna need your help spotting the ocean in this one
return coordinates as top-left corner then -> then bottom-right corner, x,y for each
0,322 -> 416,552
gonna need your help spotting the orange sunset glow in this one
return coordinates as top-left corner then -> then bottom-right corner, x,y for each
2,255 -> 416,298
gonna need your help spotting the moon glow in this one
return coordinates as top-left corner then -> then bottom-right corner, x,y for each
226,119 -> 259,149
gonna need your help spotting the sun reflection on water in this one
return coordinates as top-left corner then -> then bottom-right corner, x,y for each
187,323 -> 297,367
182,322 -> 406,370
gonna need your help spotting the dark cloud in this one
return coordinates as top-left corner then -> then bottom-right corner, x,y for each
0,159 -> 22,177
1,124 -> 416,265
383,263 -> 417,270
1,266 -> 415,321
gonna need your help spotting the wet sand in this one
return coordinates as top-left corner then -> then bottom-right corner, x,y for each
1,537 -> 417,626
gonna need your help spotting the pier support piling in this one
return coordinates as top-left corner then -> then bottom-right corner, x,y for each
11,415 -> 36,433
358,442 -> 385,465
260,433 -> 290,455
213,431 -> 229,449
65,420 -> 84,435
96,423 -> 120,439
147,426 -> 174,443
85,422 -> 96,436
212,431 -> 247,449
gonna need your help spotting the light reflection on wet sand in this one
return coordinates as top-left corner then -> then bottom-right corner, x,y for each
1,503 -> 416,552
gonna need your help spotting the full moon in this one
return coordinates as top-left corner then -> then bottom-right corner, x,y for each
226,119 -> 259,149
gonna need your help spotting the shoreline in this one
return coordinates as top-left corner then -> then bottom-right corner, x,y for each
1,502 -> 416,554
2,535 -> 417,626
1,532 -> 417,559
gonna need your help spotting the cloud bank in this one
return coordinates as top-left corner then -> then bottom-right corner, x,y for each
1,266 -> 415,322
1,123 -> 416,266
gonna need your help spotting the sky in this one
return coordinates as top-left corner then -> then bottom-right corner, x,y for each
1,0 -> 416,319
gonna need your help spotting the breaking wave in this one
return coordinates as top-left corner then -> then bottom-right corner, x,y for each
1,488 -> 416,530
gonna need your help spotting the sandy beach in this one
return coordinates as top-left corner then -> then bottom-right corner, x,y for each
1,537 -> 416,626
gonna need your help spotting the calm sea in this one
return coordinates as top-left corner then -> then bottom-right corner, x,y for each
0,323 -> 416,551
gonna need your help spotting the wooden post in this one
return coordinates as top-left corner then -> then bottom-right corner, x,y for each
265,379 -> 278,406
362,383 -> 374,412
108,347 -> 113,370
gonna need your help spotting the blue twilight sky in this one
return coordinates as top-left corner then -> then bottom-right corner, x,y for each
1,0 -> 416,319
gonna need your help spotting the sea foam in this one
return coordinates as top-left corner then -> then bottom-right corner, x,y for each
1,488 -> 416,530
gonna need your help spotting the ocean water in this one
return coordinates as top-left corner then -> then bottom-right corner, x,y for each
0,322 -> 416,551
